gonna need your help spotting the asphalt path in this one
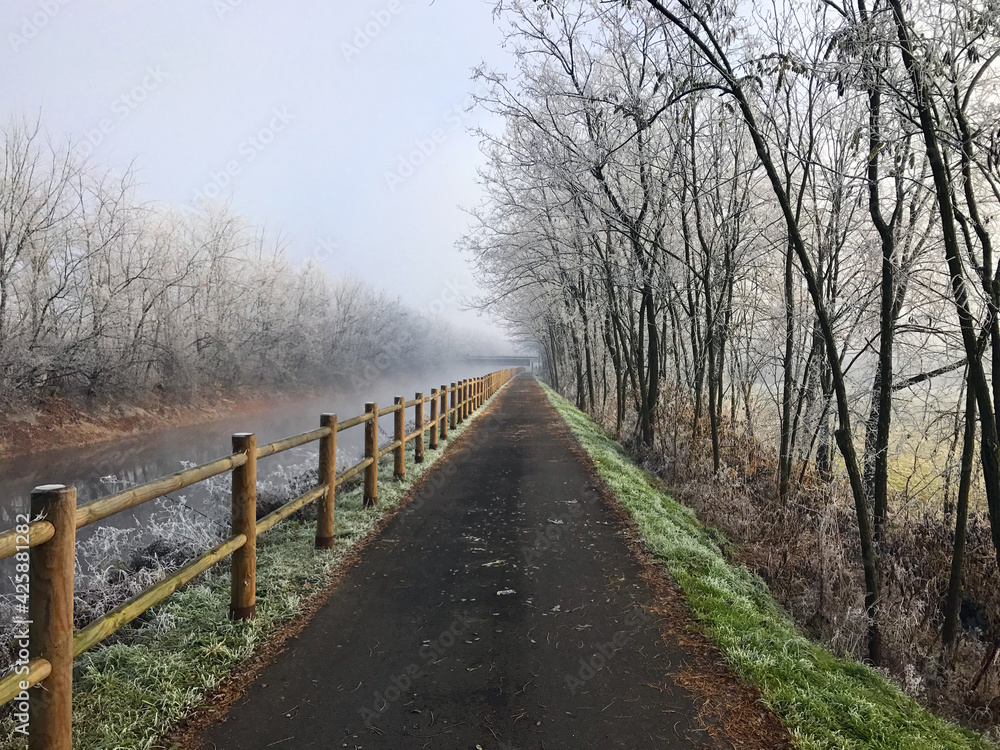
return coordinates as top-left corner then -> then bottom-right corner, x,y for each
196,375 -> 766,749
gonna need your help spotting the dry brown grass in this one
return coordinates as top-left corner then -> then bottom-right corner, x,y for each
606,398 -> 1000,741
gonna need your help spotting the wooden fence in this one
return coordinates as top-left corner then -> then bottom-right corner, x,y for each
0,368 -> 521,749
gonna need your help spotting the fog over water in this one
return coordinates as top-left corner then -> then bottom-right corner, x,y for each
0,365 -> 495,549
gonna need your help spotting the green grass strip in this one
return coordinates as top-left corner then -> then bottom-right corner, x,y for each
1,394 -> 500,750
540,381 -> 993,750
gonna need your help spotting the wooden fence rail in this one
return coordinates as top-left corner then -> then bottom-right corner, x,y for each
0,368 -> 522,749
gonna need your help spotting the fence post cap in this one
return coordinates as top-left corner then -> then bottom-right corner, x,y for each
32,484 -> 67,493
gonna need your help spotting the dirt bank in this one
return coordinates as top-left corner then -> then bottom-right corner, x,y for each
0,388 -> 319,461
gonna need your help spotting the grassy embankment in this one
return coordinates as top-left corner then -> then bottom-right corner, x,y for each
541,381 -> 994,750
1,392 -> 500,750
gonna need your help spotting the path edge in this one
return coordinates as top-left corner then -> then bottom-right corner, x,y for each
537,377 -> 994,750
531,376 -> 791,749
158,380 -> 519,750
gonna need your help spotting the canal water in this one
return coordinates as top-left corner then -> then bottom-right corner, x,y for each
0,367 -> 487,589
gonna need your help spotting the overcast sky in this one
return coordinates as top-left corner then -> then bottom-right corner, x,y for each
2,0 -> 514,346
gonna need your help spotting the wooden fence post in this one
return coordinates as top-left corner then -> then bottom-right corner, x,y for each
365,403 -> 378,506
394,397 -> 405,479
316,414 -> 337,549
450,382 -> 457,429
460,380 -> 467,422
231,433 -> 257,621
441,385 -> 449,439
28,484 -> 76,750
415,392 -> 425,463
429,389 -> 438,450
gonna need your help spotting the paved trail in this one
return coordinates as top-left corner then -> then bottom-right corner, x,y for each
196,376 -> 779,749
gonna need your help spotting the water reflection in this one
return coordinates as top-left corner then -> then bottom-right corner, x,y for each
0,368 -> 483,583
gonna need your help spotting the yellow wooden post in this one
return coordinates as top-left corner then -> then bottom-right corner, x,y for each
365,403 -> 378,506
230,433 -> 257,621
316,414 -> 337,549
415,392 -> 425,463
429,389 -> 439,449
394,397 -> 406,478
28,485 -> 76,750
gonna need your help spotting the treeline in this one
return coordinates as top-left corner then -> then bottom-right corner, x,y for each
464,0 -> 1000,686
0,119 -> 462,406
